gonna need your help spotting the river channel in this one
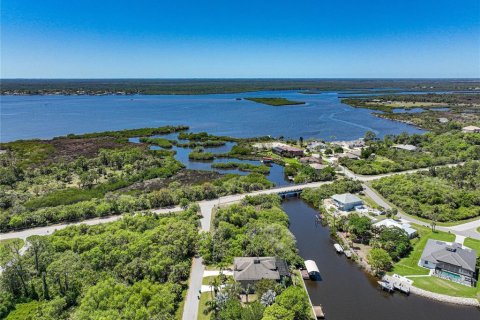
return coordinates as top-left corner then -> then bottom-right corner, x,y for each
281,197 -> 479,320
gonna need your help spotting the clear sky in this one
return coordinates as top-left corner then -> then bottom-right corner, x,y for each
2,0 -> 480,78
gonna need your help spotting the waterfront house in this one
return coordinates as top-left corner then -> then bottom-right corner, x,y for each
300,156 -> 321,164
373,219 -> 417,238
272,144 -> 304,157
392,144 -> 418,151
309,163 -> 327,171
462,125 -> 480,133
420,240 -> 477,287
306,141 -> 327,151
233,257 -> 290,288
339,152 -> 360,160
331,193 -> 363,211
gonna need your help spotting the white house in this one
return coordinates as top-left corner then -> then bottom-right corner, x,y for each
331,193 -> 363,211
373,219 -> 417,238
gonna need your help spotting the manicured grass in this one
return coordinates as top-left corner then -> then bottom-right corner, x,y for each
390,224 -> 455,277
245,97 -> 305,106
412,277 -> 479,299
201,275 -> 232,285
464,237 -> 480,253
198,292 -> 212,320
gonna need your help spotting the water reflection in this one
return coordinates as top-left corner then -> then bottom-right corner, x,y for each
281,198 -> 478,320
129,134 -> 292,187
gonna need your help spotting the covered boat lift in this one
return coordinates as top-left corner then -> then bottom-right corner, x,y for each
304,260 -> 320,279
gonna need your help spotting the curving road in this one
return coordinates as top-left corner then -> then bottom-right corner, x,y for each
2,163 -> 479,319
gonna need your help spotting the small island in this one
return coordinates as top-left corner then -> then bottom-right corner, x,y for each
245,97 -> 306,106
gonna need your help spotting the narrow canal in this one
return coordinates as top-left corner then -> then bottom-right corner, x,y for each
281,197 -> 479,320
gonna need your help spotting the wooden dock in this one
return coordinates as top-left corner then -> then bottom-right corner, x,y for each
382,274 -> 411,295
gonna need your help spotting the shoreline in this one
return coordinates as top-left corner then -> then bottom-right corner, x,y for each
335,229 -> 479,308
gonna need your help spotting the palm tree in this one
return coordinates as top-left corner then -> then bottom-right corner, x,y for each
430,206 -> 439,232
260,290 -> 276,306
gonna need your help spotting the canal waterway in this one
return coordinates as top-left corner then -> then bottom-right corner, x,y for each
281,197 -> 479,320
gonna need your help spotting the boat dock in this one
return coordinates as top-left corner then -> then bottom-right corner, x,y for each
304,260 -> 320,279
381,274 -> 411,295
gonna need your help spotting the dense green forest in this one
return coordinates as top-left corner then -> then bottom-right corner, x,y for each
340,131 -> 480,175
198,194 -> 312,319
371,161 -> 480,221
3,79 -> 479,95
1,209 -> 199,319
199,194 -> 302,267
0,127 -> 277,232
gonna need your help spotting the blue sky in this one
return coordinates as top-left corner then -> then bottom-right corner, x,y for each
2,0 -> 480,78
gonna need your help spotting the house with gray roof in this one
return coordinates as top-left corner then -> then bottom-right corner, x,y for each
331,193 -> 363,211
233,257 -> 290,288
420,240 -> 477,287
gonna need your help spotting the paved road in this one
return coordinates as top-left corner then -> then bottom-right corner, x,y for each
180,180 -> 333,319
362,182 -> 480,240
2,162 -> 479,319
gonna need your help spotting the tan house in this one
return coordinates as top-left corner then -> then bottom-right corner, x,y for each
462,126 -> 480,133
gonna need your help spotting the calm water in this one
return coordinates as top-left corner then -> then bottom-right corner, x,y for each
281,198 -> 479,320
0,91 -> 424,142
129,135 -> 292,186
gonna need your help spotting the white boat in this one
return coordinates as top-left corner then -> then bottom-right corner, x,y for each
334,243 -> 344,253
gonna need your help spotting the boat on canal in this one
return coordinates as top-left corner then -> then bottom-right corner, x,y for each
334,243 -> 344,253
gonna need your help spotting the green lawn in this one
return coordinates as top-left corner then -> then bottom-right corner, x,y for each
412,277 -> 479,299
390,225 -> 480,299
390,225 -> 455,276
464,237 -> 480,253
198,292 -> 212,320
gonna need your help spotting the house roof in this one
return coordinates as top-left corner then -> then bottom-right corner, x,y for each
392,144 -> 417,151
421,240 -> 477,272
373,219 -> 417,236
309,163 -> 327,170
233,257 -> 288,281
463,125 -> 480,130
331,193 -> 363,205
273,144 -> 304,153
